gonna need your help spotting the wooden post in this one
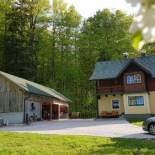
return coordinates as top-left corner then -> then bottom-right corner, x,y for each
50,103 -> 52,120
40,103 -> 42,120
58,104 -> 60,120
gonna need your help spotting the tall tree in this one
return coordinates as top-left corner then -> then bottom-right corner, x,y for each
3,0 -> 50,80
37,0 -> 81,111
0,0 -> 13,69
76,9 -> 135,112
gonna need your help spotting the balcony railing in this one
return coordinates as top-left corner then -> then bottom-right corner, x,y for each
96,85 -> 124,93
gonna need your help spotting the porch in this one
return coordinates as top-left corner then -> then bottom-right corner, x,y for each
98,94 -> 125,117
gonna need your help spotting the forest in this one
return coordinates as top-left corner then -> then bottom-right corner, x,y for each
1,0 -> 152,113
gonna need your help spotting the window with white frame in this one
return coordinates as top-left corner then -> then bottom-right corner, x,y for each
128,96 -> 144,106
127,73 -> 142,84
112,100 -> 120,109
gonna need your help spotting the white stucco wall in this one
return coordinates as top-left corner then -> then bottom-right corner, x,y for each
98,95 -> 124,116
123,93 -> 150,114
0,112 -> 24,124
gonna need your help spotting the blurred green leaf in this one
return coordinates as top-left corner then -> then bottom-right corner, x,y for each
132,30 -> 143,50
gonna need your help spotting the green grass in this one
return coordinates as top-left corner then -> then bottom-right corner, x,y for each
129,120 -> 144,126
0,132 -> 155,155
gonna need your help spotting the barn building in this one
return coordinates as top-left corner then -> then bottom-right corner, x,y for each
0,71 -> 70,124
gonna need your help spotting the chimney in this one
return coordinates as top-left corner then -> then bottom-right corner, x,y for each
123,52 -> 129,59
140,49 -> 146,57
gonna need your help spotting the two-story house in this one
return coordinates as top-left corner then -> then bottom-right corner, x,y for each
90,55 -> 155,120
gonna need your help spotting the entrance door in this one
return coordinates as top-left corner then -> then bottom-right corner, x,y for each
42,103 -> 51,120
52,104 -> 59,120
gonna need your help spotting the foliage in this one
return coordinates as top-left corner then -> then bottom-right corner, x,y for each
126,0 -> 155,50
79,10 -> 134,61
132,31 -> 143,50
129,120 -> 144,127
0,133 -> 155,155
1,0 -> 50,80
76,10 -> 135,111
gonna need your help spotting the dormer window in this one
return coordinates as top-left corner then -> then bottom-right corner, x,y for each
127,73 -> 141,84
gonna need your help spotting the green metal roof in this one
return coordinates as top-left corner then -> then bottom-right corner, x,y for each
90,55 -> 155,80
0,71 -> 71,103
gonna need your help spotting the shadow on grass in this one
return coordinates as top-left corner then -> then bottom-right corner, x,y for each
0,133 -> 155,155
89,137 -> 155,155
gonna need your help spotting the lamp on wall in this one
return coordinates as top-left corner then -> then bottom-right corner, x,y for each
31,103 -> 35,111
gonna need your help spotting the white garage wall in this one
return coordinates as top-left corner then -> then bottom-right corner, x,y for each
0,112 -> 24,124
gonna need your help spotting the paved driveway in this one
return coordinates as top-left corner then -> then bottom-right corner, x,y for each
0,118 -> 155,139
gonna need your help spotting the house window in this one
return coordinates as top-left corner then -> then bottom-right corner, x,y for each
127,74 -> 141,84
128,96 -> 144,106
112,100 -> 120,109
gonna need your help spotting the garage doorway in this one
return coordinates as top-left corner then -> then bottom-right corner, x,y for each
42,103 -> 51,120
52,104 -> 59,120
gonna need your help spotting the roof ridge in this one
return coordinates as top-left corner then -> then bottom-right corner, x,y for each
96,55 -> 155,64
90,55 -> 155,80
0,71 -> 71,102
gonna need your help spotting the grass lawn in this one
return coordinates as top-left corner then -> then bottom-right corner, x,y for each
0,132 -> 155,155
129,120 -> 144,126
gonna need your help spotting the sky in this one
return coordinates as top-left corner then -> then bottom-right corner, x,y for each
49,0 -> 139,19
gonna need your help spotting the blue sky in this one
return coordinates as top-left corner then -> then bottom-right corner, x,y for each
49,0 -> 138,18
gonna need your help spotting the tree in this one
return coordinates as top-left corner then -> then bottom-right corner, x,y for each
37,0 -> 82,111
3,0 -> 50,80
75,9 -> 135,112
0,0 -> 13,69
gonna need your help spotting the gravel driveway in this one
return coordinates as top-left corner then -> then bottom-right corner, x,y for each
0,118 -> 155,139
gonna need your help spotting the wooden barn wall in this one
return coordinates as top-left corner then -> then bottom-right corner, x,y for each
0,75 -> 24,113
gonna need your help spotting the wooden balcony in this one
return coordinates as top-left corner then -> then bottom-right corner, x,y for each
96,85 -> 124,94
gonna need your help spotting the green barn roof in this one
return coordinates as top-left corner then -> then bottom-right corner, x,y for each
90,55 -> 155,80
0,71 -> 71,103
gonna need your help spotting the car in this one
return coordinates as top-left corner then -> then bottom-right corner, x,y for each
143,117 -> 155,135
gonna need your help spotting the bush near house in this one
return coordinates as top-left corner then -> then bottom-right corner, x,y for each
129,120 -> 144,126
0,132 -> 155,155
